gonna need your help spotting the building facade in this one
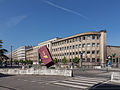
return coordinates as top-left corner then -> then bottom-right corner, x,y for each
107,45 -> 120,64
51,30 -> 107,66
7,46 -> 32,61
26,37 -> 61,64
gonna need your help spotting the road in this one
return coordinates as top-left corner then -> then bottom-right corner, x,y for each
0,69 -> 120,90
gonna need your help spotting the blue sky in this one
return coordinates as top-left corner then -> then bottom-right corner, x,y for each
0,0 -> 120,53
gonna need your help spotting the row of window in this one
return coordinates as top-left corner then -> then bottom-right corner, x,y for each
56,58 -> 100,63
52,43 -> 99,51
52,50 -> 99,56
52,35 -> 100,46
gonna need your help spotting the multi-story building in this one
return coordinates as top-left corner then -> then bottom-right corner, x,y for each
8,30 -> 108,66
26,37 -> 61,64
51,30 -> 107,66
7,46 -> 32,61
107,45 -> 120,64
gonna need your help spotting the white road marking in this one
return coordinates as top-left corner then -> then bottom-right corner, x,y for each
67,79 -> 98,84
54,82 -> 88,89
61,81 -> 93,86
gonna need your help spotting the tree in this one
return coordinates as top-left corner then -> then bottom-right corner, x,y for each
73,57 -> 79,64
53,58 -> 58,63
0,40 -> 8,66
62,57 -> 67,64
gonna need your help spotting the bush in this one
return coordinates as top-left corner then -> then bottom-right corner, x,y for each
54,58 -> 58,63
62,57 -> 67,64
73,57 -> 79,63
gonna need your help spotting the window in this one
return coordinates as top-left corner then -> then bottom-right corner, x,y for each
79,36 -> 81,42
73,52 -> 74,55
73,45 -> 74,49
70,40 -> 71,43
76,45 -> 78,49
87,43 -> 90,48
67,52 -> 69,55
97,43 -> 99,47
70,46 -> 71,49
92,58 -> 95,62
83,44 -> 85,48
79,51 -> 81,54
76,52 -> 78,55
87,35 -> 90,40
92,51 -> 95,54
87,51 -> 90,54
79,44 -> 81,48
65,40 -> 66,44
97,36 -> 99,39
76,37 -> 78,42
92,35 -> 95,40
87,58 -> 90,62
67,40 -> 69,43
92,43 -> 95,48
67,46 -> 69,49
97,51 -> 99,54
83,36 -> 85,40
60,48 -> 61,51
97,58 -> 100,62
65,53 -> 66,55
70,52 -> 71,55
83,51 -> 85,55
113,59 -> 115,63
73,38 -> 74,42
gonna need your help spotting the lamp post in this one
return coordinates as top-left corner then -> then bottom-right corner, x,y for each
11,46 -> 13,67
79,53 -> 83,68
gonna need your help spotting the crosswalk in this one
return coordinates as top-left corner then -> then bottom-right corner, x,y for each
53,76 -> 108,89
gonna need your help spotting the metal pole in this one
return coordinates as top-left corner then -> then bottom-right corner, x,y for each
11,46 -> 13,67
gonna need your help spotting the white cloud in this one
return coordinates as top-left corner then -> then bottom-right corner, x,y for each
42,0 -> 88,19
6,15 -> 27,28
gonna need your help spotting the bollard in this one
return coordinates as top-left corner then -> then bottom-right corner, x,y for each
106,67 -> 108,72
83,66 -> 85,72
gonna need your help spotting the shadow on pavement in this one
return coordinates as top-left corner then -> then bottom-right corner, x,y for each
0,73 -> 14,78
0,85 -> 17,90
89,83 -> 120,90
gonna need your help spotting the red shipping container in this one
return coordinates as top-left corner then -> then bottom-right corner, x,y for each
38,46 -> 54,67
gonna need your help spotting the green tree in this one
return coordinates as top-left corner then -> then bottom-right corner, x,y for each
73,57 -> 79,63
62,57 -> 67,64
53,58 -> 58,63
0,40 -> 8,66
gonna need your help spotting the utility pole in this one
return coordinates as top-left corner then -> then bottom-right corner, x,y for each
11,46 -> 13,67
79,53 -> 83,68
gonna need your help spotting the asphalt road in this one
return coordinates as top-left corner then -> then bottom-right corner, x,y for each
0,69 -> 120,90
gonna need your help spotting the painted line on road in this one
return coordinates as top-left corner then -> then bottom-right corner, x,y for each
54,82 -> 88,89
61,80 -> 94,86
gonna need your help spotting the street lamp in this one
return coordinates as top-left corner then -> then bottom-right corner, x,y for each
79,53 -> 83,68
11,45 -> 13,67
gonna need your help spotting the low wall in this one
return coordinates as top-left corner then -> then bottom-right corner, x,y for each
0,68 -> 73,77
111,72 -> 120,82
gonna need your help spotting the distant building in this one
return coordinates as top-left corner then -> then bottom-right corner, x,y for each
107,45 -> 120,65
7,46 -> 32,61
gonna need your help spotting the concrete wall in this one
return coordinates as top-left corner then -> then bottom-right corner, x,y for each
0,68 -> 72,77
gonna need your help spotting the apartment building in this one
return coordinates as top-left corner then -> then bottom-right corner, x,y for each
51,30 -> 107,66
